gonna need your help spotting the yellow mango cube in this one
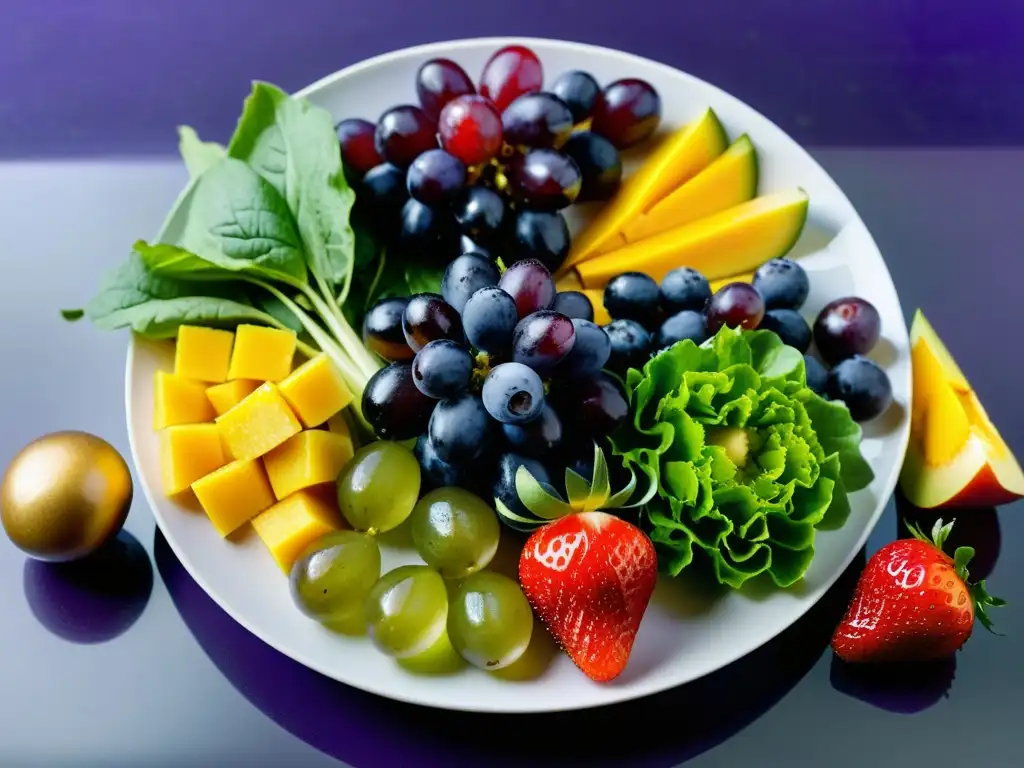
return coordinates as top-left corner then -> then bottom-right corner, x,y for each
227,324 -> 297,382
263,430 -> 354,500
161,424 -> 227,497
215,383 -> 301,460
206,379 -> 262,417
278,354 -> 354,428
175,325 -> 234,383
327,412 -> 356,459
153,371 -> 215,429
191,459 -> 276,536
252,488 -> 342,572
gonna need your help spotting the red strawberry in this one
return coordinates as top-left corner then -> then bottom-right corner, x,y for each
832,518 -> 1005,663
518,511 -> 657,682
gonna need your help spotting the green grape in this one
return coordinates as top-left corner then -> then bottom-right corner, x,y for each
447,571 -> 534,670
289,531 -> 382,624
363,565 -> 448,659
337,442 -> 421,534
409,487 -> 501,579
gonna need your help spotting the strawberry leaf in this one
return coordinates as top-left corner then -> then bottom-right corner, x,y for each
564,468 -> 592,508
970,579 -> 1008,635
590,442 -> 611,508
494,497 -> 545,528
953,544 -> 975,581
515,466 -> 574,520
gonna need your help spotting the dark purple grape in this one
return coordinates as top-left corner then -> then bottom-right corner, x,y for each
493,452 -> 552,531
605,318 -> 652,375
416,58 -> 476,122
552,291 -> 594,322
441,253 -> 501,314
336,118 -> 383,178
501,93 -> 574,149
460,234 -> 497,262
512,310 -> 576,373
482,362 -> 545,424
402,293 -> 463,351
560,132 -> 622,202
362,296 -> 414,362
428,393 -> 494,462
660,267 -> 711,314
397,198 -> 458,259
406,149 -> 466,205
411,339 -> 473,399
656,310 -> 707,350
453,186 -> 506,243
502,403 -> 563,457
361,362 -> 435,440
604,272 -> 661,329
707,283 -> 766,334
498,259 -> 556,318
760,308 -> 812,353
752,258 -> 810,310
804,355 -> 828,395
591,79 -> 662,150
558,318 -> 611,377
374,105 -> 437,168
479,45 -> 544,113
504,149 -> 581,211
510,210 -> 571,273
360,163 -> 409,210
813,297 -> 882,365
462,287 -> 518,354
414,435 -> 495,498
550,70 -> 601,124
555,374 -> 628,435
825,356 -> 893,422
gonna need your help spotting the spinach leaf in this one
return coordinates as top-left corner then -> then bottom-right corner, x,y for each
134,240 -> 225,278
227,82 -> 289,196
178,126 -> 226,180
404,263 -> 445,296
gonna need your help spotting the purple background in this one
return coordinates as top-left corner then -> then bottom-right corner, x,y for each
2,0 -> 1024,157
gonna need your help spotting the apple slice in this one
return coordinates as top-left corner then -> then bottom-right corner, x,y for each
899,310 -> 1024,508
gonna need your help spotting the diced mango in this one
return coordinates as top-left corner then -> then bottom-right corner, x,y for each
161,424 -> 227,496
327,411 -> 356,457
206,379 -> 262,417
216,383 -> 302,460
191,459 -> 276,536
227,325 -> 297,382
252,488 -> 343,572
153,371 -> 215,429
174,325 -> 234,383
581,289 -> 611,326
263,430 -> 354,500
278,354 -> 353,428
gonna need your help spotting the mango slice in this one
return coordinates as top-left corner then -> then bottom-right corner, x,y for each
192,459 -> 276,536
206,379 -> 262,417
327,411 -> 357,457
160,424 -> 227,497
263,430 -> 355,501
153,371 -> 215,429
227,324 -> 297,382
709,271 -> 756,293
174,325 -> 234,383
560,108 -> 728,273
252,487 -> 343,572
279,354 -> 353,428
215,383 -> 302,461
576,189 -> 809,289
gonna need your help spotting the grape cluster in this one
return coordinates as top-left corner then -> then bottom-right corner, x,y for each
336,45 -> 662,272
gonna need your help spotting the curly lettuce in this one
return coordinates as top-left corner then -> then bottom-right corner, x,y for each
612,327 -> 873,589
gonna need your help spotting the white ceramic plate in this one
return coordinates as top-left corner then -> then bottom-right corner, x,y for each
126,37 -> 911,713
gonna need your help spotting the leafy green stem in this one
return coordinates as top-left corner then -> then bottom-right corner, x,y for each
295,278 -> 381,379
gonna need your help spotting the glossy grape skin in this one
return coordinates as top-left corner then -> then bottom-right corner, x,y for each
553,291 -> 594,322
411,339 -> 473,399
416,58 -> 476,121
361,363 -> 436,440
510,210 -> 571,273
337,442 -> 421,533
504,149 -> 582,211
752,258 -> 810,310
360,163 -> 409,211
555,374 -> 629,435
804,354 -> 828,395
657,310 -> 708,350
560,131 -> 622,202
363,565 -> 448,659
479,45 -> 544,112
448,571 -> 534,670
439,95 -> 504,167
501,92 -> 575,150
403,293 -> 464,351
289,531 -> 381,623
410,488 -> 501,580
492,452 -> 553,530
428,393 -> 494,463
603,271 -> 661,329
825,356 -> 893,422
706,283 -> 766,334
374,105 -> 438,168
336,118 -> 383,178
512,310 -> 576,373
760,308 -> 812,353
604,318 -> 652,375
414,435 -> 493,497
813,297 -> 882,365
498,258 -> 556,318
558,318 -> 612,377
441,253 -> 501,314
482,362 -> 545,425
550,70 -> 601,124
362,296 -> 414,362
660,266 -> 711,314
462,287 -> 519,354
502,403 -> 563,457
406,149 -> 466,205
591,79 -> 662,150
460,235 -> 497,262
397,198 -> 459,260
453,186 -> 506,244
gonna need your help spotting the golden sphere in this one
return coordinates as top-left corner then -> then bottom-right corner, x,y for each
1,431 -> 133,561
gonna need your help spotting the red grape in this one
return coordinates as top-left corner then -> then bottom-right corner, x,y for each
553,374 -> 629,435
438,95 -> 503,167
498,259 -> 556,318
416,58 -> 476,121
591,79 -> 662,150
336,118 -> 383,177
479,45 -> 544,112
706,283 -> 765,333
512,310 -> 576,373
504,149 -> 581,211
813,297 -> 881,365
374,105 -> 438,168
402,293 -> 464,351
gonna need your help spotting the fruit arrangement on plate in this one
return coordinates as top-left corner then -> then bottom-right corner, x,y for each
64,41 -> 1021,697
